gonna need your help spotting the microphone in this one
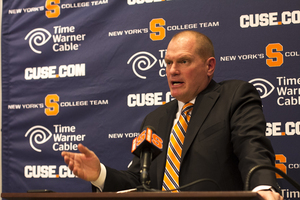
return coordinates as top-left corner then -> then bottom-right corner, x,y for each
131,126 -> 163,189
131,127 -> 221,192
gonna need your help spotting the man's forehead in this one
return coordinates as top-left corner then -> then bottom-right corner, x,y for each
166,37 -> 197,56
165,51 -> 194,60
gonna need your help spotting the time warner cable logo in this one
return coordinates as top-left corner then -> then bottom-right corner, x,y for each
25,28 -> 52,54
127,51 -> 157,79
25,125 -> 52,152
25,26 -> 85,54
249,78 -> 275,99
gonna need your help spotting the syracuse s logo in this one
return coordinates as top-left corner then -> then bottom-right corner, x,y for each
25,28 -> 52,54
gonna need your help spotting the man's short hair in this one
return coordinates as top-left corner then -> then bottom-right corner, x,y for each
172,30 -> 215,61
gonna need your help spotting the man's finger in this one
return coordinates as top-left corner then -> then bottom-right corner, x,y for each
77,143 -> 93,157
61,151 -> 75,159
68,160 -> 75,171
63,155 -> 70,165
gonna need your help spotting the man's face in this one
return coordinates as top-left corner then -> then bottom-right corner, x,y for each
165,35 -> 214,103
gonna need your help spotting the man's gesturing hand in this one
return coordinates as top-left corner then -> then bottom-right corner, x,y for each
61,143 -> 101,181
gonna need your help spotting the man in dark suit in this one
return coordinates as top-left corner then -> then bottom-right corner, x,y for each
62,30 -> 282,200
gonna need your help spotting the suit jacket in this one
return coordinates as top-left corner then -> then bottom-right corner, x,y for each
101,80 -> 279,192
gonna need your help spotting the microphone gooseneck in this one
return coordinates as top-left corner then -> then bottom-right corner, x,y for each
140,148 -> 152,186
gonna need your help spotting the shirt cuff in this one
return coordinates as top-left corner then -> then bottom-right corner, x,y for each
91,163 -> 107,192
252,185 -> 275,192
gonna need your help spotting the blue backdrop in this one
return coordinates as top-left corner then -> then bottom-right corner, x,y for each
2,1 -> 300,199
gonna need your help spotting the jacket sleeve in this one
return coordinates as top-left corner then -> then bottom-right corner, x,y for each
99,118 -> 149,192
229,81 -> 279,192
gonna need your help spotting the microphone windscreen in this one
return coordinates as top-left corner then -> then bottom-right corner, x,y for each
131,126 -> 163,159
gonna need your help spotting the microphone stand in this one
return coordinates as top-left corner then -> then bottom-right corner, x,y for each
138,148 -> 152,191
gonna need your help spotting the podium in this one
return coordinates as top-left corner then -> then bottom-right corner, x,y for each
2,191 -> 262,200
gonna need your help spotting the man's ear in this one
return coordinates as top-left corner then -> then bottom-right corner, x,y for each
206,57 -> 216,76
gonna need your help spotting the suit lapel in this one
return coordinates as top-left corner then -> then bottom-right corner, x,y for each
181,81 -> 220,161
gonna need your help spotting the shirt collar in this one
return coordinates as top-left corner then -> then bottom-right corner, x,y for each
177,98 -> 196,113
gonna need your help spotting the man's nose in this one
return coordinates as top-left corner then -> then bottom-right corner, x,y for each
168,63 -> 179,75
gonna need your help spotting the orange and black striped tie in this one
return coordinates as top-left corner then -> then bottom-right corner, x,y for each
162,102 -> 193,192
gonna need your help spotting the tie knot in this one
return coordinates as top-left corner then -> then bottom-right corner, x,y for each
182,102 -> 193,114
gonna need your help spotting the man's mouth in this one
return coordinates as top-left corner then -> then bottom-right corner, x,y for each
172,81 -> 183,86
